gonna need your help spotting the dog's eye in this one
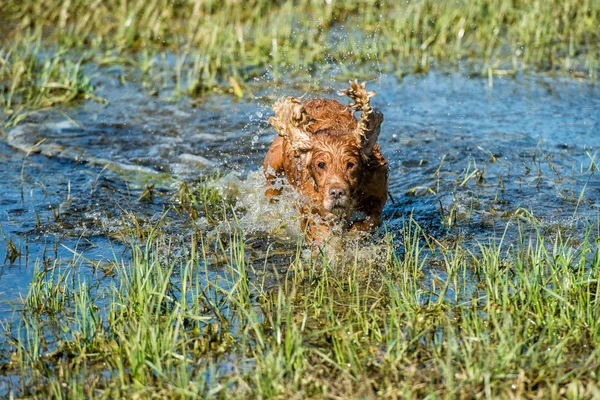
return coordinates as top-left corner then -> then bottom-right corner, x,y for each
347,162 -> 356,170
317,161 -> 326,170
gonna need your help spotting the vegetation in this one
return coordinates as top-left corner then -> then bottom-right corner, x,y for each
2,0 -> 600,125
1,204 -> 599,397
1,1 -> 599,398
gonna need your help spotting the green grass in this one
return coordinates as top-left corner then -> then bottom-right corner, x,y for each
1,0 -> 599,126
1,208 -> 598,398
0,29 -> 105,127
1,1 -> 599,397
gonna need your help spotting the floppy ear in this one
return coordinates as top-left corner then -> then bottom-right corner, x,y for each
339,80 -> 383,157
268,97 -> 313,153
359,109 -> 383,157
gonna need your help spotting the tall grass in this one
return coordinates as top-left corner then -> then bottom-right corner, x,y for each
4,0 -> 598,77
0,29 -> 104,127
1,214 -> 598,398
1,0 -> 599,125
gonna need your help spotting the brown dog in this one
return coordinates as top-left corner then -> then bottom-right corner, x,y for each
263,81 -> 388,241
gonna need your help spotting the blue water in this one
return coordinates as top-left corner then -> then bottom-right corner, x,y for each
0,71 -> 599,321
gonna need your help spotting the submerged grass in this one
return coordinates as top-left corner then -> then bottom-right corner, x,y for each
1,0 -> 600,125
1,209 -> 598,398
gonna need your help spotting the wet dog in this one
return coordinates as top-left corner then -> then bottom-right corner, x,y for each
263,81 -> 388,241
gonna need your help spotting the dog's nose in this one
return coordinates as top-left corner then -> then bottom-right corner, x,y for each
329,187 -> 347,199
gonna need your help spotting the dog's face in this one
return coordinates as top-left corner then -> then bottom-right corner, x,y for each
307,135 -> 363,216
268,81 -> 384,219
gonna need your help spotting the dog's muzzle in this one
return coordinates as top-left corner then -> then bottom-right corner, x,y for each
325,186 -> 350,214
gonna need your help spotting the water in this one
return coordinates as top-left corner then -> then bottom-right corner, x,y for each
1,71 -> 599,322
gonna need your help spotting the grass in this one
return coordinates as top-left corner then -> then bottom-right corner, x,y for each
0,196 -> 598,397
0,29 -> 105,127
1,1 -> 599,397
1,0 -> 600,126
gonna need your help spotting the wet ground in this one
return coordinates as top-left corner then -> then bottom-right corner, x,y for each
1,69 -> 599,323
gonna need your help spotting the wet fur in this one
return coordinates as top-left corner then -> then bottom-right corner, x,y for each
264,83 -> 388,241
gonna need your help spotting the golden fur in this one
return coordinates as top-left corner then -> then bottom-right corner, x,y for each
263,81 -> 388,241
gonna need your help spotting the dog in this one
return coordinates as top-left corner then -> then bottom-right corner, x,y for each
263,81 -> 388,241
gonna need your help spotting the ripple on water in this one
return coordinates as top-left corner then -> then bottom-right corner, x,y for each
0,71 -> 599,311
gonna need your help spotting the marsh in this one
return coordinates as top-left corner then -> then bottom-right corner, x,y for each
0,1 -> 599,398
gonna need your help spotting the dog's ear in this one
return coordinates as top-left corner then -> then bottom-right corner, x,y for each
268,97 -> 313,153
359,110 -> 383,157
339,81 -> 384,157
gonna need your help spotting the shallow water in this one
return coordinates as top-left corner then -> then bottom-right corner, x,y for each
0,70 -> 599,321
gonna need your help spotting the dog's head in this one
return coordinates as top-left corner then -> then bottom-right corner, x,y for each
268,81 -> 383,217
304,132 -> 364,216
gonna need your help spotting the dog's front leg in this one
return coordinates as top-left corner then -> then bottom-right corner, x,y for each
348,215 -> 381,232
300,215 -> 332,243
263,136 -> 285,200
